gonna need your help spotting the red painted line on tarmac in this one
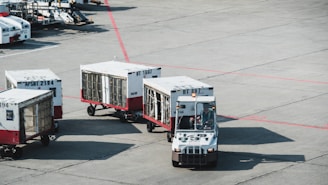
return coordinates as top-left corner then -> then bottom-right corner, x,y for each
104,0 -> 130,62
63,95 -> 80,99
134,62 -> 328,85
1,86 -> 326,131
222,115 -> 328,130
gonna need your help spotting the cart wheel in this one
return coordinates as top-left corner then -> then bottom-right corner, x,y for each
54,121 -> 59,133
147,121 -> 153,132
167,132 -> 172,143
172,160 -> 179,167
41,135 -> 50,146
87,105 -> 96,116
120,113 -> 128,123
12,147 -> 23,159
0,147 -> 4,158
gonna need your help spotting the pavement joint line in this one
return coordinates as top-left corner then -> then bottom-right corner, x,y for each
237,91 -> 328,118
0,45 -> 58,59
203,48 -> 328,80
235,162 -> 299,185
57,171 -> 139,185
133,61 -> 328,85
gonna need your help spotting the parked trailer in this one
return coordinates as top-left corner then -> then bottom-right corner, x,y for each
143,76 -> 214,142
5,69 -> 63,131
80,61 -> 161,121
0,89 -> 54,159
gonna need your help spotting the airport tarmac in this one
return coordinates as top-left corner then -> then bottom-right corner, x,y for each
0,0 -> 328,184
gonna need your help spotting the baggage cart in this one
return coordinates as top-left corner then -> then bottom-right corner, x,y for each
5,69 -> 63,119
80,61 -> 161,121
143,76 -> 214,142
0,89 -> 54,159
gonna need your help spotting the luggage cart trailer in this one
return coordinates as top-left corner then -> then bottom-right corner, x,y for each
80,61 -> 161,121
143,76 -> 214,142
0,89 -> 54,159
5,69 -> 63,120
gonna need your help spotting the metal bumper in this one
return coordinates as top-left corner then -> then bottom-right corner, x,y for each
172,151 -> 218,166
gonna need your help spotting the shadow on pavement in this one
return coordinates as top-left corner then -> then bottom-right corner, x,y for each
56,118 -> 142,136
17,140 -> 134,160
74,4 -> 137,12
219,127 -> 293,145
190,151 -> 305,171
216,151 -> 305,171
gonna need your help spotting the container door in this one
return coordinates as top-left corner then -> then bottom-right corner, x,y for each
23,104 -> 38,138
102,75 -> 110,104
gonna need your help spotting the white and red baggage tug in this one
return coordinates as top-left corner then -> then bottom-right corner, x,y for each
143,76 -> 214,142
5,69 -> 63,120
0,89 -> 54,159
80,61 -> 161,121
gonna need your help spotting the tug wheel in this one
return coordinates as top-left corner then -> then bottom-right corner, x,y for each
41,135 -> 50,146
147,121 -> 153,132
87,105 -> 96,116
12,147 -> 23,159
166,132 -> 172,143
172,160 -> 179,167
120,113 -> 128,123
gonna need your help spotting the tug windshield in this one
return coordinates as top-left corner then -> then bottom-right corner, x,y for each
176,101 -> 216,131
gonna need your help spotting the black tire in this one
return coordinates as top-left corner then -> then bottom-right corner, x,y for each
172,160 -> 179,167
167,132 -> 172,143
120,113 -> 127,123
87,105 -> 96,116
0,147 -> 4,158
54,121 -> 59,133
12,147 -> 23,159
147,121 -> 153,132
41,135 -> 50,146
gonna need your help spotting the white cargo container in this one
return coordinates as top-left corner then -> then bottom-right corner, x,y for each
0,89 -> 54,159
80,60 -> 161,121
143,76 -> 214,142
5,69 -> 63,120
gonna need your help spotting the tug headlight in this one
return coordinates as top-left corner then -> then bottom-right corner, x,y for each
207,148 -> 215,153
174,148 -> 181,152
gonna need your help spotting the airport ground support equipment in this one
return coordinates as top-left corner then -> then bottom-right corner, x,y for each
6,0 -> 93,27
0,89 -> 54,159
0,3 -> 31,44
171,95 -> 219,167
5,69 -> 63,131
80,60 -> 161,122
143,76 -> 214,143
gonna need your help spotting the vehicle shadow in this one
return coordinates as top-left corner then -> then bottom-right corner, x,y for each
190,151 -> 305,171
184,115 -> 303,170
56,118 -> 142,137
219,127 -> 293,145
74,4 -> 137,12
15,140 -> 134,160
31,23 -> 108,38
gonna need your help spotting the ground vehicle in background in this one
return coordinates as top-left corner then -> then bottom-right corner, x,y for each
6,0 -> 93,27
80,61 -> 161,121
171,95 -> 219,167
143,76 -> 214,142
0,4 -> 31,44
5,69 -> 63,132
0,89 -> 54,159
